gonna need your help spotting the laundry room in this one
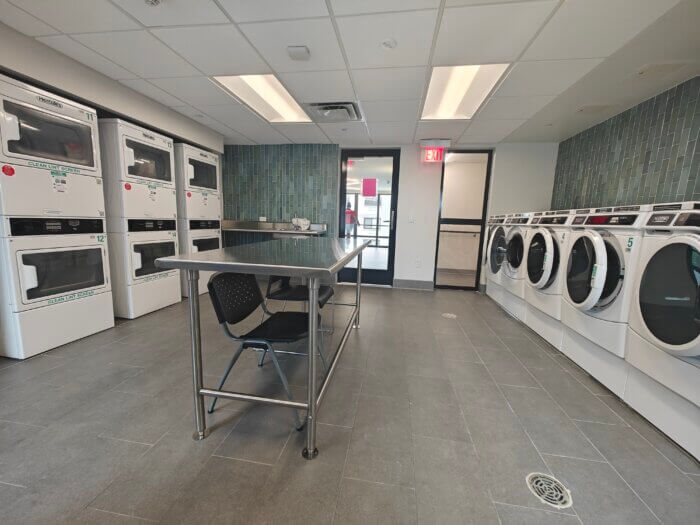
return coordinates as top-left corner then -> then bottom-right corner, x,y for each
0,1 -> 698,523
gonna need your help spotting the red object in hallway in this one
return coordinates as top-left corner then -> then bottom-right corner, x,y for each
362,178 -> 377,197
2,165 -> 15,176
422,146 -> 444,163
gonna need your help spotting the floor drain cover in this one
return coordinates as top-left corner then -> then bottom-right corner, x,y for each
441,312 -> 457,319
526,473 -> 572,509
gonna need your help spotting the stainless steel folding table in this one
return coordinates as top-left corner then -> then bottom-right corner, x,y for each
155,237 -> 368,459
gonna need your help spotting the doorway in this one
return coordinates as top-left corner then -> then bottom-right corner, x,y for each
434,150 -> 493,290
338,149 -> 400,285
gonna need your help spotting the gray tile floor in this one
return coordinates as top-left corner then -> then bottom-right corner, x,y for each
0,287 -> 698,524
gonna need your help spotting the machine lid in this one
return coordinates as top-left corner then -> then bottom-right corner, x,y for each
638,236 -> 700,355
527,228 -> 558,289
566,230 -> 607,310
506,228 -> 525,271
488,226 -> 506,274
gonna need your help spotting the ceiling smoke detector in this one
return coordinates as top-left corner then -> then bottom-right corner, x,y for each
144,0 -> 162,6
302,102 -> 362,123
381,38 -> 397,50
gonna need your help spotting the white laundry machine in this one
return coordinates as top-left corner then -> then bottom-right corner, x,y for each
107,219 -> 181,319
485,214 -> 507,304
0,217 -> 114,359
624,201 -> 700,460
523,209 -> 579,348
174,144 -> 221,297
500,212 -> 533,320
561,204 -> 652,395
0,73 -> 104,218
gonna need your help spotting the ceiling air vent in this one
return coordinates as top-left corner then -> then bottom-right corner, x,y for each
303,102 -> 362,123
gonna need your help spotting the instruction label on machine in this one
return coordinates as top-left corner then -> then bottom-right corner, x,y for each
50,171 -> 67,193
48,289 -> 95,305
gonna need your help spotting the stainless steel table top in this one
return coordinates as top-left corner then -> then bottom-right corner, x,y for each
155,237 -> 370,278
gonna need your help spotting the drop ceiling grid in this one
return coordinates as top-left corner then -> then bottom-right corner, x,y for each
2,0 -> 690,145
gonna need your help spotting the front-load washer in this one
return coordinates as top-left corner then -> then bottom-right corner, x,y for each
500,212 -> 533,320
99,119 -> 176,222
624,201 -> 700,460
523,209 -> 579,348
108,219 -> 181,319
178,220 -> 221,297
561,204 -> 652,395
0,73 -> 104,218
485,214 -> 507,304
0,217 -> 114,359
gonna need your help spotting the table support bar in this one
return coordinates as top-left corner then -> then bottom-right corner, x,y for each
316,306 -> 358,408
199,388 -> 308,410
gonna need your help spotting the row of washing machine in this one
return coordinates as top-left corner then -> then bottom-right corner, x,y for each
485,203 -> 700,460
0,73 -> 222,360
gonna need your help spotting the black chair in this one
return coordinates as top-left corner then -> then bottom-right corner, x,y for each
207,272 -> 326,424
265,275 -> 334,307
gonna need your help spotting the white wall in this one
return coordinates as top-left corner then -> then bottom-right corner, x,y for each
0,23 -> 223,152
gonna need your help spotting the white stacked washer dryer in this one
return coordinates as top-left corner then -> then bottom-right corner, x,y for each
624,201 -> 700,460
523,209 -> 578,349
485,214 -> 508,304
561,204 -> 652,396
0,73 -> 114,359
99,119 -> 180,319
174,143 -> 221,297
500,212 -> 534,320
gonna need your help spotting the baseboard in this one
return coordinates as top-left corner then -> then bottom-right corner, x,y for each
393,279 -> 434,290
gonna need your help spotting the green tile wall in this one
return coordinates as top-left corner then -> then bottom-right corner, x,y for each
551,76 -> 699,209
222,144 -> 340,244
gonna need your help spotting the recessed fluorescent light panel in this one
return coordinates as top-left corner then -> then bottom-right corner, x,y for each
213,74 -> 311,123
421,64 -> 509,120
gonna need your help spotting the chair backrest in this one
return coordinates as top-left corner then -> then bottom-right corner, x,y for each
208,273 -> 263,325
266,275 -> 291,297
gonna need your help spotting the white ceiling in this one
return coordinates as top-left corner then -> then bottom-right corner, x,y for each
3,0 -> 698,146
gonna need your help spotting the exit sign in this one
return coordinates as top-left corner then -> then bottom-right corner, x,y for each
422,146 -> 444,163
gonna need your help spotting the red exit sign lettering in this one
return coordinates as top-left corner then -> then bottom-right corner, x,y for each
422,146 -> 444,163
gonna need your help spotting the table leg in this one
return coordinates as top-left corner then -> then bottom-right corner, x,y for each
303,277 -> 320,459
353,251 -> 362,329
187,269 -> 208,441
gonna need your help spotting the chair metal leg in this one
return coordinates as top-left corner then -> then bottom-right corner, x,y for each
267,345 -> 303,430
208,344 -> 244,414
258,348 -> 267,366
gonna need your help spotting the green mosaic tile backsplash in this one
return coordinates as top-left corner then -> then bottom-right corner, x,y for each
551,76 -> 699,209
222,144 -> 340,240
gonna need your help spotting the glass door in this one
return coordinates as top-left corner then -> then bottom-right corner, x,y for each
338,149 -> 400,285
434,151 -> 492,290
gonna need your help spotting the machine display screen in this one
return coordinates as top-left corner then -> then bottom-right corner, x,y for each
540,216 -> 567,225
585,214 -> 637,225
674,213 -> 700,227
572,216 -> 587,225
647,213 -> 674,226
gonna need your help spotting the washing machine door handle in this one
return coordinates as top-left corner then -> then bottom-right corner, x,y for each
570,229 -> 607,311
529,227 -> 554,289
4,112 -> 21,142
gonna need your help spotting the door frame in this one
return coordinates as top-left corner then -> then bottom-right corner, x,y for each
433,149 -> 494,290
338,148 -> 401,285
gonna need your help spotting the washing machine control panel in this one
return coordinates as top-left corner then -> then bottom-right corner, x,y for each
674,213 -> 700,227
585,214 -> 637,226
646,213 -> 675,226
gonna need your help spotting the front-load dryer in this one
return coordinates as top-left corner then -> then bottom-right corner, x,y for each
0,73 -> 104,219
624,201 -> 700,460
108,219 -> 181,319
561,204 -> 652,395
500,212 -> 533,320
485,214 -> 507,304
0,217 -> 114,359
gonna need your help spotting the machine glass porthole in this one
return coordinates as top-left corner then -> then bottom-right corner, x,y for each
490,227 -> 506,273
567,237 -> 596,304
21,248 -> 104,300
506,232 -> 524,269
527,232 -> 546,283
126,140 -> 172,182
189,159 -> 218,190
639,243 -> 700,346
133,241 -> 176,277
597,238 -> 623,306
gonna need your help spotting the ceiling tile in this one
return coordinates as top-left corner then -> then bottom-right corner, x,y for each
151,25 -> 268,76
37,35 -> 137,80
119,79 -> 185,106
74,31 -> 200,78
336,10 -> 437,69
331,0 -> 440,15
353,67 -> 427,101
198,103 -> 290,143
319,122 -> 371,145
496,58 -> 603,96
171,105 -> 245,140
273,123 -> 330,143
523,0 -> 682,61
459,119 -> 525,142
0,0 -> 58,36
12,0 -> 139,33
368,122 -> 414,144
414,121 -> 469,141
477,94 -> 555,120
279,70 -> 355,103
433,1 -> 557,65
148,77 -> 236,107
111,0 -> 228,26
446,0 -> 544,5
218,0 -> 328,23
223,132 -> 257,145
360,99 -> 420,122
239,18 -> 345,73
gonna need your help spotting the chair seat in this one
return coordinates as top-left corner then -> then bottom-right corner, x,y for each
267,285 -> 334,307
242,311 -> 319,343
